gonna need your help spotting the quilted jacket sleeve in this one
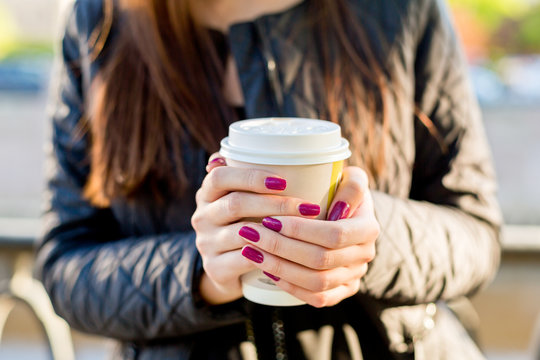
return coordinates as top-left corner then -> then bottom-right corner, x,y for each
34,2 -> 244,341
359,0 -> 502,304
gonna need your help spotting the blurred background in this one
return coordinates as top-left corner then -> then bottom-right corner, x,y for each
0,0 -> 539,359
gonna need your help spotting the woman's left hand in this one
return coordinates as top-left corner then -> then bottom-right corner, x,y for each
238,166 -> 380,308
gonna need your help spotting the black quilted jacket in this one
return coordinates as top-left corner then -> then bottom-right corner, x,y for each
35,0 -> 502,358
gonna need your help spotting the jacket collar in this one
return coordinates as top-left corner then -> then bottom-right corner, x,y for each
228,1 -> 308,118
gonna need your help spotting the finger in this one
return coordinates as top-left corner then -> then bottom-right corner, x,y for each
199,166 -> 288,203
327,166 -> 368,221
240,245 -> 367,293
261,215 -> 377,249
238,224 -> 373,269
351,184 -> 376,218
271,277 -> 362,308
208,152 -> 223,163
206,152 -> 227,173
196,223 -> 250,256
202,249 -> 256,286
205,192 -> 320,225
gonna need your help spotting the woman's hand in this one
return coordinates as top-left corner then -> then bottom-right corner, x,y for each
192,154 -> 322,305
238,166 -> 380,308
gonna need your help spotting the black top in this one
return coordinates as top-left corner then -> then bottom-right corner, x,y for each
210,28 -> 247,120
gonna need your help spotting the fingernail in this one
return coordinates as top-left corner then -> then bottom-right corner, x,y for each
299,203 -> 320,216
328,201 -> 350,221
239,226 -> 260,242
265,177 -> 287,191
242,246 -> 264,264
209,157 -> 226,165
262,217 -> 282,232
263,271 -> 280,281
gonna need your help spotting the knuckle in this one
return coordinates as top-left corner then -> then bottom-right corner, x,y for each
312,272 -> 331,292
225,193 -> 242,217
365,245 -> 377,263
312,293 -> 329,308
204,170 -> 216,189
195,238 -> 204,253
329,225 -> 347,249
200,173 -> 211,189
348,179 -> 364,197
194,232 -> 203,246
350,166 -> 369,187
195,189 -> 203,204
360,263 -> 369,277
314,250 -> 334,270
245,169 -> 258,189
195,235 -> 210,255
268,260 -> 283,278
278,197 -> 290,215
208,166 -> 225,189
288,219 -> 302,239
191,211 -> 202,230
267,236 -> 281,256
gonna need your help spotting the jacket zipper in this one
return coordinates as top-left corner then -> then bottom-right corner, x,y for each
245,308 -> 289,360
255,22 -> 284,116
247,20 -> 288,360
272,308 -> 288,360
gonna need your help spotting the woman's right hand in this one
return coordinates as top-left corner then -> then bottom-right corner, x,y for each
191,154 -> 321,305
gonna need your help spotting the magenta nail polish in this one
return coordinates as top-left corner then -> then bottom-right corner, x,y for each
299,203 -> 321,216
327,201 -> 350,221
242,246 -> 264,264
262,217 -> 282,232
265,177 -> 287,191
239,226 -> 260,242
209,157 -> 226,165
263,271 -> 280,281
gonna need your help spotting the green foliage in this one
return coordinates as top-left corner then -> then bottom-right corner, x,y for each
449,0 -> 540,55
449,0 -> 528,28
519,7 -> 540,51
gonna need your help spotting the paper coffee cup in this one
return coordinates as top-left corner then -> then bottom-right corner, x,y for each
220,117 -> 351,306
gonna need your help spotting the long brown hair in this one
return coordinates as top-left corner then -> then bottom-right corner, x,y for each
84,0 -> 390,206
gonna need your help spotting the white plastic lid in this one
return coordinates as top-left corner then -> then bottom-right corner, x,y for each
220,118 -> 351,165
242,270 -> 305,306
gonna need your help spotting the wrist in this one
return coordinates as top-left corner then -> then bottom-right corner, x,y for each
199,273 -> 243,305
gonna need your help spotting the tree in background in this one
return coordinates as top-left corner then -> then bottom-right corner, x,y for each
449,0 -> 540,60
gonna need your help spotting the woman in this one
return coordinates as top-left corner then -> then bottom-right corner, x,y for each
36,0 -> 502,358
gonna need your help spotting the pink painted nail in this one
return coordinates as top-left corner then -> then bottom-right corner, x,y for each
265,177 -> 287,191
242,246 -> 264,264
299,203 -> 320,216
263,271 -> 280,281
262,217 -> 282,232
327,201 -> 350,221
209,157 -> 226,165
239,226 -> 260,242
